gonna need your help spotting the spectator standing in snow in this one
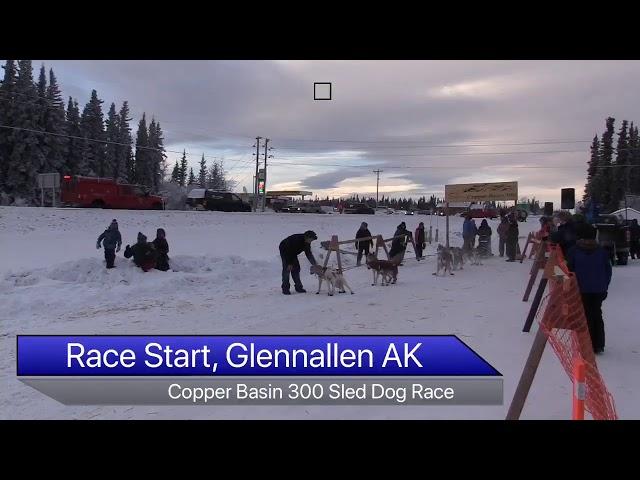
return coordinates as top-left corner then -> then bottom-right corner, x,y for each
355,222 -> 374,266
124,232 -> 157,272
477,219 -> 492,257
279,230 -> 318,295
536,216 -> 552,241
505,215 -> 519,262
389,222 -> 409,265
96,219 -> 122,269
550,211 -> 577,258
153,228 -> 170,271
567,223 -> 612,354
414,222 -> 426,260
497,216 -> 509,257
462,215 -> 478,253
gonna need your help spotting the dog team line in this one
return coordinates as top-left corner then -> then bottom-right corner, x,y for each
66,341 -> 424,371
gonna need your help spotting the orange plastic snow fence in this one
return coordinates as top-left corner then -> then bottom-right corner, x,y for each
536,245 -> 618,420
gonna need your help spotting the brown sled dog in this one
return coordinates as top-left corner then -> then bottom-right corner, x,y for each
365,253 -> 398,286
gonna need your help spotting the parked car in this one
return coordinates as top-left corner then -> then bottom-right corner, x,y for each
594,214 -> 630,265
187,189 -> 252,212
459,206 -> 499,219
320,205 -> 336,214
375,206 -> 393,215
297,201 -> 324,213
344,203 -> 375,214
61,175 -> 164,210
405,210 -> 415,216
280,203 -> 301,213
416,209 -> 431,215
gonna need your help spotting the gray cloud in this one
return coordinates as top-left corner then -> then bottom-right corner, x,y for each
34,60 -> 640,204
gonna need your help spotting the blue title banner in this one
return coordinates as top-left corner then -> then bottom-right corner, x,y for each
17,335 -> 501,377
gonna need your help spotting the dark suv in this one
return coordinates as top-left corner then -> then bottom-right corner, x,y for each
344,203 -> 375,214
594,214 -> 630,265
201,191 -> 252,212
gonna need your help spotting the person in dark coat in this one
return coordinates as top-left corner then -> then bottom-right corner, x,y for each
355,222 -> 373,266
414,222 -> 426,260
497,216 -> 509,257
536,216 -> 552,242
550,211 -> 577,258
124,232 -> 157,272
96,219 -> 122,269
389,222 -> 409,265
477,219 -> 492,257
505,216 -> 519,262
567,223 -> 612,354
462,215 -> 478,253
153,228 -> 170,271
279,230 -> 318,295
629,219 -> 640,260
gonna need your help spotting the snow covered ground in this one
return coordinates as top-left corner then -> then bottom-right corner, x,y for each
1,206 -> 638,419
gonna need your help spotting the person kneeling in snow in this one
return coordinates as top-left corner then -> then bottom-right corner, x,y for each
153,228 -> 170,271
96,219 -> 122,269
124,232 -> 157,272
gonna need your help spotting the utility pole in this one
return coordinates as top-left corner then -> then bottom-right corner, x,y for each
261,138 -> 272,212
373,169 -> 383,208
253,136 -> 262,212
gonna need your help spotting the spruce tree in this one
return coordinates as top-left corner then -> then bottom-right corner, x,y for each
104,103 -> 118,179
79,89 -> 106,177
179,150 -> 188,187
627,122 -> 640,195
0,60 -> 18,192
65,97 -> 84,175
171,161 -> 180,183
117,102 -> 134,183
188,167 -> 196,185
43,69 -> 67,175
207,161 -> 220,189
611,120 -> 629,210
593,117 -> 615,211
35,65 -> 48,171
134,114 -> 149,186
198,154 -> 207,187
584,135 -> 600,201
629,125 -> 640,195
5,60 -> 44,200
147,119 -> 166,190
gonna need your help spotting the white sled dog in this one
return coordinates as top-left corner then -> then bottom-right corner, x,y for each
310,265 -> 354,296
465,247 -> 483,266
433,244 -> 454,276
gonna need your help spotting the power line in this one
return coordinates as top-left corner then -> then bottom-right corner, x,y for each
268,160 -> 636,170
274,149 -> 592,158
275,140 -> 594,150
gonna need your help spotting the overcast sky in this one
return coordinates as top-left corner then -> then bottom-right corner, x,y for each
33,60 -> 640,205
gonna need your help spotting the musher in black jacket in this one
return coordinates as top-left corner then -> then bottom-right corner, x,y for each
355,222 -> 373,266
279,230 -> 318,295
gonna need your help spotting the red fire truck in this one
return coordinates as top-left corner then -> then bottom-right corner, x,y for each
60,176 -> 164,210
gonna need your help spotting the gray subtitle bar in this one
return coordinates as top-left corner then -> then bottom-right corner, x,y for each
20,376 -> 502,406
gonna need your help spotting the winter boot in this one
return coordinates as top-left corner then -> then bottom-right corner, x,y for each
295,286 -> 307,293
